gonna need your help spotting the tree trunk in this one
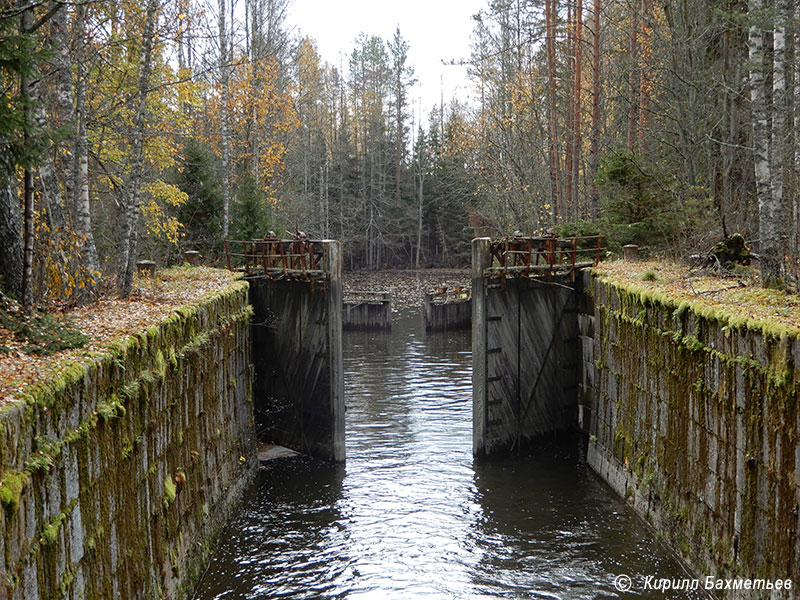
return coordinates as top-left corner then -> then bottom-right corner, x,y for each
637,0 -> 652,152
74,0 -> 99,280
118,0 -> 158,296
626,9 -> 640,151
219,0 -> 230,237
545,0 -> 561,222
50,3 -> 74,227
564,0 -> 575,217
572,0 -> 583,218
415,170 -> 424,268
589,0 -> 601,216
20,5 -> 34,313
771,0 -> 787,275
748,0 -> 780,282
0,183 -> 24,298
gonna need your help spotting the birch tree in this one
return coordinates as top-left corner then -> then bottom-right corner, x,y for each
118,0 -> 159,296
748,0 -> 780,283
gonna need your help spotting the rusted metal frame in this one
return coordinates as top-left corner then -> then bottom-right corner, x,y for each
569,237 -> 578,281
242,241 -> 250,275
595,235 -> 603,265
300,240 -> 309,271
546,237 -> 556,281
278,241 -> 288,274
484,263 -> 593,275
224,240 -> 233,271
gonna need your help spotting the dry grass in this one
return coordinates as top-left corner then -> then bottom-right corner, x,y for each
0,266 -> 241,408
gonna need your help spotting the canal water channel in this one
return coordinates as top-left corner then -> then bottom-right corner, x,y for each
193,309 -> 705,599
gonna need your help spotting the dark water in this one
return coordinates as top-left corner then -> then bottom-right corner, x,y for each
194,310 -> 706,599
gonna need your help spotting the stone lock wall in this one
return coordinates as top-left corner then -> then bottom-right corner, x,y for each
582,271 -> 800,597
0,281 -> 257,600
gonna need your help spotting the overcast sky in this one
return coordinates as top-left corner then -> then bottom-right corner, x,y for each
286,0 -> 486,125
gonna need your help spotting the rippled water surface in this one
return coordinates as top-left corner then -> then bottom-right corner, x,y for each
194,310 -> 704,599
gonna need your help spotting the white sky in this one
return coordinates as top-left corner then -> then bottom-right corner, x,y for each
286,0 -> 486,126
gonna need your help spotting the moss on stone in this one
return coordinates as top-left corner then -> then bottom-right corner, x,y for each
0,469 -> 28,518
163,474 -> 177,509
40,511 -> 66,545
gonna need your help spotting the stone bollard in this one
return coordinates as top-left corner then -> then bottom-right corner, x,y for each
136,260 -> 156,277
623,244 -> 639,261
184,250 -> 201,265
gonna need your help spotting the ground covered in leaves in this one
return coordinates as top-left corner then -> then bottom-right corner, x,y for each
343,269 -> 470,310
596,260 -> 800,336
0,267 -> 240,409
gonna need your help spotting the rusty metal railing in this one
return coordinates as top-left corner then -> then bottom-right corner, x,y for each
224,237 -> 328,278
485,235 -> 604,281
426,285 -> 472,304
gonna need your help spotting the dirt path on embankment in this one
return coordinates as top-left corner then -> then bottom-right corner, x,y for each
343,269 -> 470,310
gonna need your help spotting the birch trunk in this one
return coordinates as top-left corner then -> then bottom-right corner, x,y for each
50,3 -> 74,225
771,0 -> 787,277
219,0 -> 230,237
748,0 -> 780,282
118,0 -> 158,296
20,5 -> 34,313
74,0 -> 99,278
29,7 -> 68,237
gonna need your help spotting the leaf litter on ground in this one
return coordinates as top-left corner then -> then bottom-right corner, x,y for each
0,266 -> 240,409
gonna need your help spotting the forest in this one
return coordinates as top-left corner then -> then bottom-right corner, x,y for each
0,0 -> 798,311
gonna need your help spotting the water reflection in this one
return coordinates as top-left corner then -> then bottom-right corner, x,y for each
195,459 -> 347,599
194,309 -> 705,599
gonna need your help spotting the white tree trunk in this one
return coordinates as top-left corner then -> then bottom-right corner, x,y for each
771,0 -> 787,275
748,0 -> 780,282
74,0 -> 99,279
118,0 -> 158,296
219,0 -> 231,238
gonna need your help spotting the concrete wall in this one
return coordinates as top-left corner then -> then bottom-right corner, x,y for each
249,241 -> 344,462
581,271 -> 800,597
0,280 -> 257,600
473,238 -> 579,456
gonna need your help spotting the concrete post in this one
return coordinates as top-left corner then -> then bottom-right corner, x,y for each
623,244 -> 639,261
472,238 -> 490,456
324,240 -> 345,462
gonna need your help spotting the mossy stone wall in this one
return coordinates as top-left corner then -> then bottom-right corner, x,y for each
0,280 -> 257,599
582,271 -> 800,597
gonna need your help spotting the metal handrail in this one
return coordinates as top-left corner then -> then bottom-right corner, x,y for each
224,238 -> 328,278
486,235 -> 604,281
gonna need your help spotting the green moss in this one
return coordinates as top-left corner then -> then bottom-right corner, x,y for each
41,511 -> 67,545
96,397 -> 126,421
153,349 -> 167,378
163,475 -> 177,509
0,470 -> 29,517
